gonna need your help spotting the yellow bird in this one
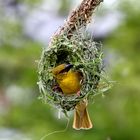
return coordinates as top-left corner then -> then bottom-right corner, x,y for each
52,64 -> 93,130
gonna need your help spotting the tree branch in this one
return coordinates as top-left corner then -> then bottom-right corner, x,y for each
54,0 -> 103,38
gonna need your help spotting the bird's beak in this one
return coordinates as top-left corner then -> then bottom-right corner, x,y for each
65,64 -> 73,70
59,64 -> 73,73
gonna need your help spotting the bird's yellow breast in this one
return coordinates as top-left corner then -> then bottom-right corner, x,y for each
57,71 -> 81,94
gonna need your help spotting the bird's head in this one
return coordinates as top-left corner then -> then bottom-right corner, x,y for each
52,64 -> 73,76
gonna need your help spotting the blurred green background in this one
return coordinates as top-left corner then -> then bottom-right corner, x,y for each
0,0 -> 140,140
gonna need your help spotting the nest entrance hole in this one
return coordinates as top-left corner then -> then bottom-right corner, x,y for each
56,49 -> 70,64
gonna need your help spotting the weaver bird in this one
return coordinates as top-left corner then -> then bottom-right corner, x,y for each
52,64 -> 93,130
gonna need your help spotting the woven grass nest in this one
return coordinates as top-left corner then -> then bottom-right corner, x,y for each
38,31 -> 111,115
